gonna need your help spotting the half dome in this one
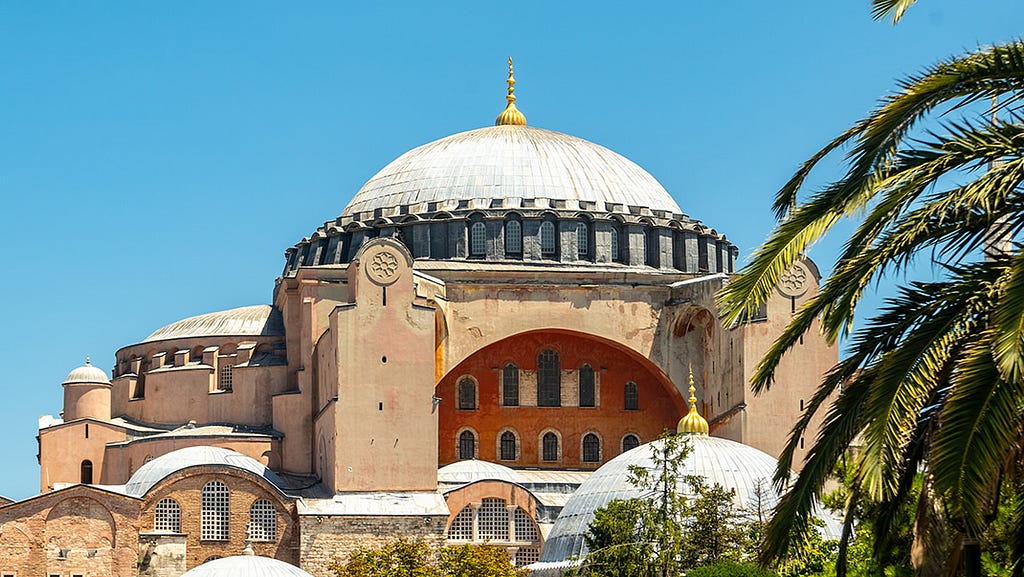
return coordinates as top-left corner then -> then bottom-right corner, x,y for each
143,305 -> 284,343
124,446 -> 284,497
438,459 -> 527,487
341,125 -> 682,219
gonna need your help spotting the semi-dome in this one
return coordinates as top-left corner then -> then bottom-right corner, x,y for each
143,305 -> 285,343
124,446 -> 285,497
341,125 -> 682,219
63,359 -> 110,385
538,436 -> 842,564
438,459 -> 527,486
181,550 -> 314,577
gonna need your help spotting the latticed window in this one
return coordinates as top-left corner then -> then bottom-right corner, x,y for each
458,378 -> 476,410
622,434 -> 641,453
500,431 -> 517,461
458,430 -> 476,460
218,364 -> 233,392
502,364 -> 519,406
201,481 -> 230,540
469,221 -> 486,257
611,225 -> 621,262
505,219 -> 522,255
577,221 -> 589,258
578,364 -> 595,407
154,498 -> 181,533
624,381 -> 639,410
516,548 -> 540,567
447,507 -> 473,540
478,498 -> 509,540
539,221 -> 556,256
247,499 -> 277,542
542,432 -> 559,462
583,433 -> 601,463
537,349 -> 560,407
513,508 -> 539,542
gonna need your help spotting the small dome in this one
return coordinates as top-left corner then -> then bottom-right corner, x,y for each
143,305 -> 284,343
124,446 -> 285,497
438,459 -> 526,486
181,553 -> 314,577
538,436 -> 842,564
63,359 -> 110,385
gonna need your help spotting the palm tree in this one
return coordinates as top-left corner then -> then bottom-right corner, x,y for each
717,42 -> 1024,576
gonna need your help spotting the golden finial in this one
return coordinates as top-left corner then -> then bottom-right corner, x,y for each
496,57 -> 527,126
677,365 -> 709,435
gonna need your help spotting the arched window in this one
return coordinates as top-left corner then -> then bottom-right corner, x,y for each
502,364 -> 519,407
201,480 -> 230,540
537,349 -> 561,407
447,507 -> 473,540
622,434 -> 641,453
500,431 -> 517,461
80,460 -> 93,484
539,221 -> 556,257
247,499 -> 277,542
478,498 -> 510,540
610,223 -> 621,263
624,381 -> 639,410
582,433 -> 601,463
645,226 -> 660,267
458,430 -> 476,460
457,377 -> 477,410
505,219 -> 522,256
578,364 -> 595,407
154,498 -> 182,533
576,221 -> 590,259
469,221 -> 486,257
542,432 -> 559,462
218,363 -> 233,392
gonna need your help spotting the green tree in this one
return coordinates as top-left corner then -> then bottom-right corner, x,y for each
574,498 -> 657,577
717,34 -> 1024,577
330,540 -> 518,577
437,544 -> 519,577
681,478 -> 749,568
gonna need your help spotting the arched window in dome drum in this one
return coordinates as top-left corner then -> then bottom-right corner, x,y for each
469,221 -> 486,258
582,433 -> 601,463
458,430 -> 476,460
539,221 -> 556,257
458,377 -> 477,410
622,433 -> 641,453
576,221 -> 590,260
610,223 -> 621,263
505,219 -> 522,256
502,364 -> 519,406
624,381 -> 639,411
578,364 -> 595,407
500,431 -> 517,461
542,432 -> 559,462
537,349 -> 561,407
645,226 -> 660,267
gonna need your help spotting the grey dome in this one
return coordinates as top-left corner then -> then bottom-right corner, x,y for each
539,436 -> 842,564
181,554 -> 314,577
63,360 -> 110,385
124,446 -> 285,497
144,305 -> 284,343
342,125 -> 682,218
438,459 -> 526,486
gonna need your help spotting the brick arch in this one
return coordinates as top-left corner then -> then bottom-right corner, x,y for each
44,496 -> 116,549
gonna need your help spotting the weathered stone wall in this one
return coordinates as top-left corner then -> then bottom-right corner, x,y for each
298,515 -> 447,577
138,533 -> 186,577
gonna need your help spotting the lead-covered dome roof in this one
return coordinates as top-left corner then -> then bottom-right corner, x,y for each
438,459 -> 527,487
181,553 -> 314,577
124,446 -> 285,497
143,305 -> 284,343
341,125 -> 682,219
63,359 -> 110,385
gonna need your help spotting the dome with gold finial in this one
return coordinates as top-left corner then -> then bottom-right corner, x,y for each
677,368 -> 709,435
495,57 -> 527,126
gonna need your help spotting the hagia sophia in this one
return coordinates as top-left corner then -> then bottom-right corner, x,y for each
0,61 -> 838,577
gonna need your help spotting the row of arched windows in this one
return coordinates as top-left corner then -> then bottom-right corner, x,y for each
152,481 -> 278,541
456,351 -> 640,410
457,429 -> 641,463
447,498 -> 541,567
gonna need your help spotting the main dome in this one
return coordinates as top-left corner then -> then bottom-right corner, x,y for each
341,125 -> 683,218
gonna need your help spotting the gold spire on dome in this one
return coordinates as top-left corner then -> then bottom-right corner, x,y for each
677,366 -> 709,435
495,57 -> 527,126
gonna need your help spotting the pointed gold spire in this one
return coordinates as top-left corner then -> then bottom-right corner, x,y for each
677,365 -> 709,435
496,57 -> 527,126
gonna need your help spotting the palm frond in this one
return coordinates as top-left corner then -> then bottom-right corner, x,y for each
871,0 -> 917,23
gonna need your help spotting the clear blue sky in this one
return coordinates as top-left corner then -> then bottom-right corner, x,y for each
0,1 -> 1017,499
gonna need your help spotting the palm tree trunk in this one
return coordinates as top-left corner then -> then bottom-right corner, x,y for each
962,538 -> 981,577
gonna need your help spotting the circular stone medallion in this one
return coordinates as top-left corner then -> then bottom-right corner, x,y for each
364,246 -> 404,286
777,262 -> 809,298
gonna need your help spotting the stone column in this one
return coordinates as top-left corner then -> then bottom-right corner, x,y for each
470,502 -> 482,541
506,504 -> 517,542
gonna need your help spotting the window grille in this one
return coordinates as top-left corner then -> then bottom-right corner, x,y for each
201,480 -> 230,540
583,433 -> 601,463
247,499 -> 277,542
219,364 -> 233,392
539,221 -> 556,256
154,498 -> 182,533
622,434 -> 641,453
537,349 -> 560,407
516,548 -> 540,567
577,221 -> 589,258
513,508 -> 539,542
542,432 -> 559,462
502,364 -> 519,406
458,430 -> 476,460
458,378 -> 476,410
505,220 -> 522,255
624,381 -> 639,410
478,498 -> 509,540
470,221 -> 486,257
610,225 -> 620,262
578,364 -> 595,407
500,431 -> 517,461
447,507 -> 473,540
